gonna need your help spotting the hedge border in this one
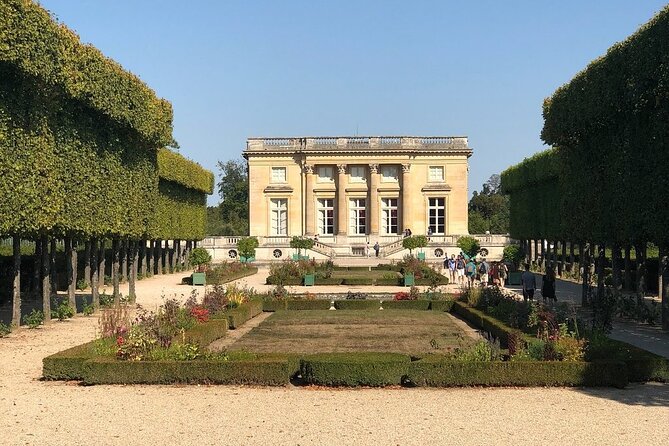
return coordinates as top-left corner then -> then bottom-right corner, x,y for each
300,353 -> 410,387
285,300 -> 331,310
381,300 -> 431,311
223,300 -> 263,329
429,300 -> 455,312
334,300 -> 381,310
207,265 -> 258,286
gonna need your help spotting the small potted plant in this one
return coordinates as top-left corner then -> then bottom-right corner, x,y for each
237,236 -> 259,263
189,247 -> 211,286
290,236 -> 314,261
414,235 -> 428,260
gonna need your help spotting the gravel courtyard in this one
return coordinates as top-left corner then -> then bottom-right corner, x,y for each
0,273 -> 668,446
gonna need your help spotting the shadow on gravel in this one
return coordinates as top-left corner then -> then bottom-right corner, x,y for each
576,382 -> 669,407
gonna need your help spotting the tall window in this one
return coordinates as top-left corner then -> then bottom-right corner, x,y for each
317,166 -> 334,183
429,166 -> 444,182
381,198 -> 398,235
271,167 -> 286,183
317,198 -> 335,235
380,165 -> 399,182
428,197 -> 445,234
349,198 -> 366,235
349,165 -> 366,182
270,198 -> 287,235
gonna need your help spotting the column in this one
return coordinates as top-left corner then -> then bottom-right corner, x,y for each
337,164 -> 347,236
369,163 -> 380,236
305,164 -> 316,236
401,163 -> 412,232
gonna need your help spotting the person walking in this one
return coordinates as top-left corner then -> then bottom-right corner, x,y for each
479,258 -> 490,286
466,258 -> 477,287
456,255 -> 466,285
366,242 -> 370,258
498,262 -> 508,286
373,241 -> 380,258
521,263 -> 537,301
542,265 -> 557,302
448,254 -> 457,284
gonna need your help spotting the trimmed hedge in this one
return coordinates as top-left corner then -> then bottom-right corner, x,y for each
586,338 -> 669,382
381,300 -> 431,311
183,319 -> 228,346
224,300 -> 263,329
429,300 -> 455,312
314,277 -> 344,285
266,276 -> 302,286
451,301 -> 526,349
342,278 -> 375,286
300,353 -> 411,387
207,266 -> 258,286
335,300 -> 381,310
42,341 -> 97,380
157,148 -> 214,194
285,300 -> 331,310
415,277 -> 449,286
262,300 -> 287,312
375,278 -> 401,286
406,358 -> 628,388
82,357 -> 290,385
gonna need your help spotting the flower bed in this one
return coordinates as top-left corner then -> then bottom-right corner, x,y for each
206,263 -> 258,285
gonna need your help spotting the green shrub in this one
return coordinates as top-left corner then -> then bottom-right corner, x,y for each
457,236 -> 481,258
42,341 -> 99,380
342,278 -> 374,285
375,278 -> 401,286
262,300 -> 287,312
300,353 -> 411,387
381,300 -> 431,310
225,300 -> 263,329
51,297 -> 75,321
182,319 -> 228,346
82,357 -> 291,385
314,277 -> 344,285
76,279 -> 89,290
23,309 -> 44,329
0,322 -> 12,337
406,358 -> 628,388
285,300 -> 331,310
429,300 -> 455,312
452,301 -> 528,349
266,276 -> 302,286
586,334 -> 669,382
335,300 -> 381,310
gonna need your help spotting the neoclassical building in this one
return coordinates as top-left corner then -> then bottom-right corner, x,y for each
242,136 -> 472,257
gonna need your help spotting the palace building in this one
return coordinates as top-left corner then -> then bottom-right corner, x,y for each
239,136 -> 475,259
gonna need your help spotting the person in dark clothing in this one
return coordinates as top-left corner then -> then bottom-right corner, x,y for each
542,265 -> 557,302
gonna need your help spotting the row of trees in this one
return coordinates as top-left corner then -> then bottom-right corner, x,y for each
501,5 -> 669,329
0,1 -> 212,327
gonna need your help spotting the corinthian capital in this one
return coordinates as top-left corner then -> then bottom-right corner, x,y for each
337,164 -> 347,174
369,163 -> 379,174
401,163 -> 411,173
304,164 -> 314,174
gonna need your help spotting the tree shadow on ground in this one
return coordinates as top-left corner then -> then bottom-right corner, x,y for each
576,382 -> 669,407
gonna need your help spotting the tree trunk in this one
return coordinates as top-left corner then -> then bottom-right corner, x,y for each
32,237 -> 42,298
165,239 -> 171,274
148,240 -> 155,276
635,242 -> 647,304
49,238 -> 57,295
12,236 -> 21,328
41,235 -> 51,322
121,239 -> 128,283
112,238 -> 120,304
612,243 -> 622,297
175,239 -> 182,271
65,236 -> 77,311
596,244 -> 606,305
83,240 -> 91,288
624,246 -> 632,291
569,242 -> 575,273
156,240 -> 163,275
559,241 -> 566,277
91,238 -> 99,311
140,240 -> 147,278
661,250 -> 669,331
581,243 -> 591,307
540,239 -> 546,271
98,240 -> 106,291
128,240 -> 137,302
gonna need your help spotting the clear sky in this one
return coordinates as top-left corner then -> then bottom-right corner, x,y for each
40,0 -> 668,205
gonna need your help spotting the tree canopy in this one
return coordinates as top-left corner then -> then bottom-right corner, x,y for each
468,174 -> 509,234
208,159 -> 249,235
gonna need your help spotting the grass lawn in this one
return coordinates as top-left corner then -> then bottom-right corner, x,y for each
228,310 -> 477,355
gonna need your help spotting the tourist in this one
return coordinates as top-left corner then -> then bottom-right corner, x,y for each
314,233 -> 319,243
456,255 -> 466,285
427,226 -> 433,241
466,257 -> 477,287
542,265 -> 557,302
521,263 -> 536,301
479,258 -> 490,286
373,241 -> 380,257
498,262 -> 508,286
366,242 -> 370,257
448,254 -> 457,283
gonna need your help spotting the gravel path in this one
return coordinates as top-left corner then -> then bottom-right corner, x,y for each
1,273 -> 668,445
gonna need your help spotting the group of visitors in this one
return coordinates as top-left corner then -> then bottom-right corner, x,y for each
520,263 -> 556,302
443,253 -> 508,287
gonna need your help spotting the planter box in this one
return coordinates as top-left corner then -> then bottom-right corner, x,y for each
404,273 -> 415,287
240,256 -> 255,263
417,252 -> 426,260
191,272 -> 206,286
507,271 -> 522,286
303,274 -> 315,286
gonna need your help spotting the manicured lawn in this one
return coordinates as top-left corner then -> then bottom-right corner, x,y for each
228,310 -> 477,354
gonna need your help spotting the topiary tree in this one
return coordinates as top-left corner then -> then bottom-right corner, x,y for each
402,236 -> 419,254
290,236 -> 314,257
414,235 -> 428,254
503,244 -> 525,268
237,236 -> 259,261
189,247 -> 212,272
457,236 -> 481,259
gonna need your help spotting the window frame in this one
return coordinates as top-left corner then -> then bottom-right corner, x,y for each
381,197 -> 399,235
270,198 -> 288,235
317,198 -> 335,235
317,166 -> 334,183
349,165 -> 367,183
349,198 -> 367,235
427,197 -> 446,235
380,165 -> 399,183
271,166 -> 287,183
428,165 -> 445,182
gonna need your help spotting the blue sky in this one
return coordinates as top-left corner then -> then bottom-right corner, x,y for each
40,0 -> 668,205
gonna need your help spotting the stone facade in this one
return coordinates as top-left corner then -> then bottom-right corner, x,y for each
243,136 -> 472,257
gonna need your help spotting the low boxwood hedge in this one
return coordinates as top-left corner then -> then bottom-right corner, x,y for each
224,300 -> 263,329
451,301 -> 526,349
82,357 -> 291,385
266,276 -> 303,286
429,300 -> 455,312
335,300 -> 381,310
586,337 -> 669,382
415,277 -> 449,286
342,278 -> 375,286
300,353 -> 411,387
183,319 -> 228,346
262,300 -> 287,312
381,300 -> 431,310
314,277 -> 344,285
406,357 -> 628,388
285,300 -> 331,310
374,278 -> 401,286
208,266 -> 258,285
43,341 -> 98,380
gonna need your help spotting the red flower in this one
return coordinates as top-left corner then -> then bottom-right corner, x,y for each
116,336 -> 125,346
